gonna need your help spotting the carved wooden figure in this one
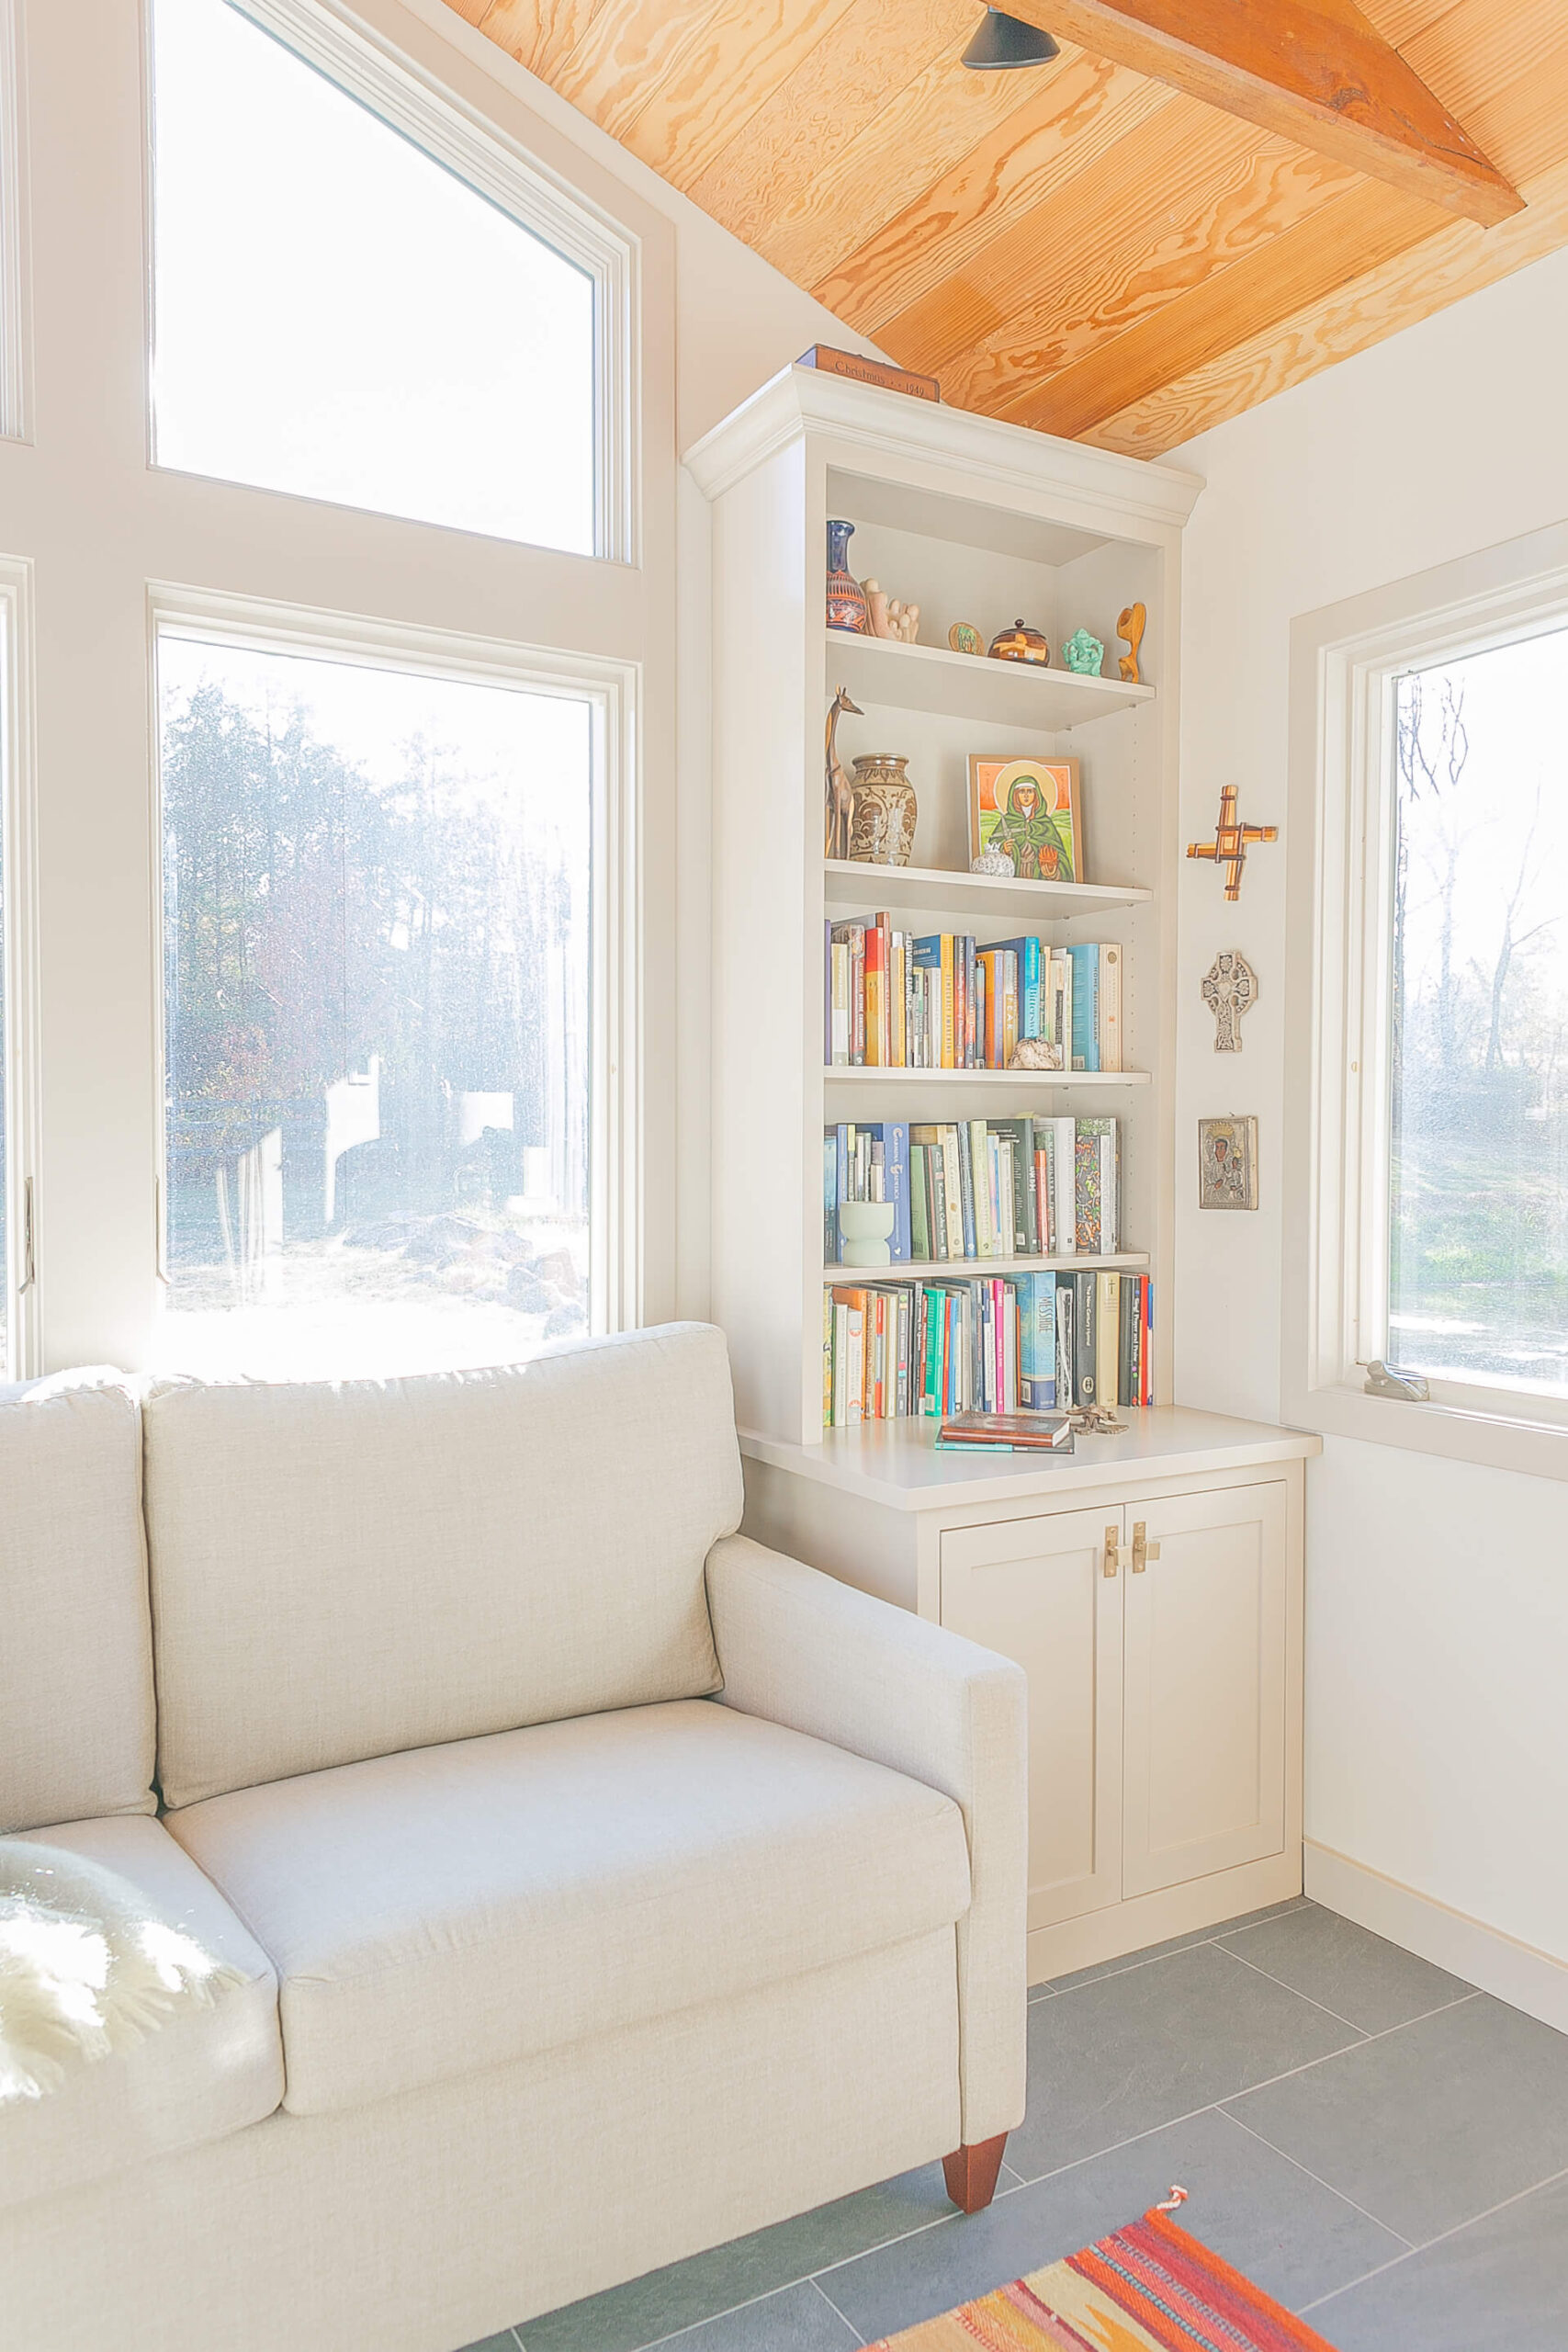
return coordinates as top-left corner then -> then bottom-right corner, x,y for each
1187,785 -> 1278,900
1201,950 -> 1258,1051
824,685 -> 863,861
1117,601 -> 1145,685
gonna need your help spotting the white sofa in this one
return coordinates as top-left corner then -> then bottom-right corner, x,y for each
1,1323 -> 1026,2352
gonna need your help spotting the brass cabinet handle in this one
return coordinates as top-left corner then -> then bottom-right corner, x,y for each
1103,1522 -> 1121,1578
1132,1520 -> 1161,1573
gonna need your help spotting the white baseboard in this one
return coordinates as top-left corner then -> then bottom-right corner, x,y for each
1304,1839 -> 1568,2035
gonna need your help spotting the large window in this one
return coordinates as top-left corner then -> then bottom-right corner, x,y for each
1288,527 -> 1568,1473
1389,633 -> 1568,1401
151,0 -> 600,551
157,630 -> 593,1378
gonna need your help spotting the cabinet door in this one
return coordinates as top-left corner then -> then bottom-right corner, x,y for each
1122,1483 -> 1287,1900
942,1509 -> 1122,1930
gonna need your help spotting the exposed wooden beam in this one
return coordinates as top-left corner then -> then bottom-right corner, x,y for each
1002,0 -> 1523,226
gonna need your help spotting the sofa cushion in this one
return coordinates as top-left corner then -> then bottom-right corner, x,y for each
0,1815 -> 283,2211
0,1374 -> 156,1834
166,1698 -> 972,2118
145,1324 -> 742,1808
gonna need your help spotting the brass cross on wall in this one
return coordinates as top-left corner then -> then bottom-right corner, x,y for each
1187,785 -> 1278,901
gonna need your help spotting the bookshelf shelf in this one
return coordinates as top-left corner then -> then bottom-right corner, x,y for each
823,1066 -> 1149,1089
825,628 -> 1153,731
823,859 -> 1150,922
821,1252 -> 1150,1283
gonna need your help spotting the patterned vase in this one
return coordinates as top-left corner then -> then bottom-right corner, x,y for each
826,519 -> 868,633
848,754 -> 917,866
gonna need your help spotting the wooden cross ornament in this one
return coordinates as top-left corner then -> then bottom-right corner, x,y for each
1187,786 -> 1277,901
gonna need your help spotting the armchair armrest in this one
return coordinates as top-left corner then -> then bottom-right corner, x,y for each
705,1532 -> 1026,2145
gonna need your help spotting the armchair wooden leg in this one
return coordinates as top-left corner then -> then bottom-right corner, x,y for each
942,2132 -> 1008,2213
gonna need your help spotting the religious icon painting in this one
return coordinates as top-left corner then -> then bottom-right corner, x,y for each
967,754 -> 1081,883
1198,1114 -> 1259,1210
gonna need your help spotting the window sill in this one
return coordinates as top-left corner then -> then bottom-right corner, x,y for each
1286,1379 -> 1568,1485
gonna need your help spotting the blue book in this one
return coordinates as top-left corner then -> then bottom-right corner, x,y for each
1020,1272 -> 1058,1408
823,1132 -> 838,1264
1068,943 -> 1100,1071
989,935 -> 1044,1039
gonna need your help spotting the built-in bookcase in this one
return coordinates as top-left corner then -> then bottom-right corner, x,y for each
685,368 -> 1201,1448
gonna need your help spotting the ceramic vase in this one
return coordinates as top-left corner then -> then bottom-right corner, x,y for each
847,753 -> 917,866
839,1200 -> 896,1268
826,520 -> 868,633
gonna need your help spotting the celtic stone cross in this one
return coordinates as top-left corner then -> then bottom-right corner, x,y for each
1201,951 -> 1258,1053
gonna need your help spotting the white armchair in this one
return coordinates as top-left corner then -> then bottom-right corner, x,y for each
707,1532 -> 1029,2206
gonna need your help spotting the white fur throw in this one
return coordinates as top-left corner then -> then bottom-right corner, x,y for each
1,1843 -> 245,2101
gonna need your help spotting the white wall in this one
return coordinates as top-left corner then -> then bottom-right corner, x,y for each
1171,244 -> 1568,1980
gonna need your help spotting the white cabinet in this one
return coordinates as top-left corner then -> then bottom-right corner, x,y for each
739,1410 -> 1314,1983
942,1507 -> 1123,1931
940,1485 -> 1287,1938
1122,1485 -> 1287,1899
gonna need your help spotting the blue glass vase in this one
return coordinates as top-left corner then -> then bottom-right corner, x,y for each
826,519 -> 867,633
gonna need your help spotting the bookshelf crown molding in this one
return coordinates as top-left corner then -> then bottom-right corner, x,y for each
682,365 -> 1204,535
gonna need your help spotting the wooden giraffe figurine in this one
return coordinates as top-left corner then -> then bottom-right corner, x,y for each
824,684 -> 862,861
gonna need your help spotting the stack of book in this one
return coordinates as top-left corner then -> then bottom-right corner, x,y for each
826,1116 -> 1120,1261
936,1410 -> 1075,1455
826,918 -> 1123,1071
823,1267 -> 1153,1429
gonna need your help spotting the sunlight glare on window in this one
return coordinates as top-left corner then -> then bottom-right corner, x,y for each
1389,628 -> 1568,1397
157,636 -> 592,1380
151,0 -> 596,550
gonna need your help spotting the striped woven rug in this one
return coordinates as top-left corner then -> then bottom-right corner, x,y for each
871,2199 -> 1337,2350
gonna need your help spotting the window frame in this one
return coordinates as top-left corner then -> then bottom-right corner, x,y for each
1285,517 -> 1568,1481
146,0 -> 639,563
0,552 -> 39,1375
147,581 -> 643,1352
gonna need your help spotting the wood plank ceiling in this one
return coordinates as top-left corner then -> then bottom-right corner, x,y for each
446,0 -> 1568,456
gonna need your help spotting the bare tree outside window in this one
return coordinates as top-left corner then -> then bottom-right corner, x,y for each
157,636 -> 592,1379
1389,629 -> 1568,1396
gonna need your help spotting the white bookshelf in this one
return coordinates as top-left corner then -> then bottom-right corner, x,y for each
685,365 -> 1201,1449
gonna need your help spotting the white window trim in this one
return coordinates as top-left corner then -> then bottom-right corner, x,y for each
149,0 -> 640,565
1284,517 -> 1568,1483
0,0 -> 29,443
147,581 -> 644,1342
0,552 -> 39,1374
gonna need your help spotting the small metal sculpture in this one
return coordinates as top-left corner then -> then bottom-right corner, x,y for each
1068,1403 -> 1128,1436
1201,951 -> 1258,1052
1187,785 -> 1278,901
824,685 -> 863,862
1062,628 -> 1104,675
1117,602 -> 1146,684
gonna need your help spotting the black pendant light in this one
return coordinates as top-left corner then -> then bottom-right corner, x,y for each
961,8 -> 1059,68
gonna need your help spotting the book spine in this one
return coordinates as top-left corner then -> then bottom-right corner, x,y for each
827,1279 -> 841,1420
1055,1280 -> 1075,1408
824,1131 -> 838,1265
1102,1122 -> 1120,1254
864,923 -> 885,1069
941,934 -> 955,1068
824,921 -> 832,1069
886,1121 -> 911,1263
1002,949 -> 1020,1069
957,1123 -> 978,1260
972,1123 -> 995,1259
1073,1270 -> 1097,1404
1053,1115 -> 1077,1259
1075,1128 -> 1101,1254
909,1145 -> 930,1263
830,942 -> 850,1065
1145,1278 -> 1155,1407
1097,1271 -> 1119,1408
1034,1144 -> 1050,1255
1099,943 -> 1123,1073
852,930 -> 864,1064
891,930 -> 907,1067
1069,943 -> 1100,1071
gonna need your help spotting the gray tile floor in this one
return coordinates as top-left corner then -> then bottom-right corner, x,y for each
460,1899 -> 1568,2351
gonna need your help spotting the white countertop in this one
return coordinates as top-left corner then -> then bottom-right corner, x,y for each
739,1407 -> 1321,1513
